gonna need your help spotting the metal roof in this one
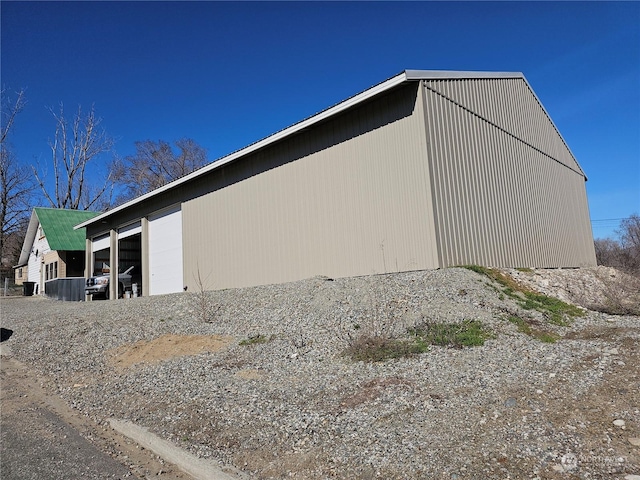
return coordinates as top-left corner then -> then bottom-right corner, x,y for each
404,70 -> 523,80
17,208 -> 99,266
75,69 -> 580,230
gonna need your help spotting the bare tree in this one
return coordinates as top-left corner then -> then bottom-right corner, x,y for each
112,138 -> 208,203
618,214 -> 640,252
617,214 -> 640,274
594,237 -> 622,268
33,104 -> 114,210
595,214 -> 640,276
1,88 -> 34,272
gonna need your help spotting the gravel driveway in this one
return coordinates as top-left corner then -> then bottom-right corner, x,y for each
1,267 -> 638,479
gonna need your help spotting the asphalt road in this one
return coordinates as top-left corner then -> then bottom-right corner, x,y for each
0,314 -> 242,480
1,350 -> 139,480
0,319 -> 220,480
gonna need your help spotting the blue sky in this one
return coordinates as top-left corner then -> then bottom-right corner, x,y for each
2,1 -> 638,239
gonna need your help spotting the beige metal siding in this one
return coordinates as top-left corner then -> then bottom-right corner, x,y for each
424,78 -> 583,175
88,74 -> 597,295
183,84 -> 439,290
422,80 -> 596,268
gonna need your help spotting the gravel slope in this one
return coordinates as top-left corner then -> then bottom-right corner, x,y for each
1,267 -> 639,479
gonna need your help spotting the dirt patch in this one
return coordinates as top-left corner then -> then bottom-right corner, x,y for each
109,334 -> 234,370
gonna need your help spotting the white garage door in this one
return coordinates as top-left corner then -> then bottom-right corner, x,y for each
92,233 -> 110,252
148,205 -> 183,295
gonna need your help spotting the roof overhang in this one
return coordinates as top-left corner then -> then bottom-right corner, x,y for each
75,70 -> 413,229
404,70 -> 523,80
15,210 -> 40,267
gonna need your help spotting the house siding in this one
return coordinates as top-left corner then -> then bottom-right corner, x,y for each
28,228 -> 50,292
43,251 -> 60,281
14,266 -> 27,285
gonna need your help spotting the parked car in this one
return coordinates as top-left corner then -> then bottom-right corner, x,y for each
85,266 -> 139,299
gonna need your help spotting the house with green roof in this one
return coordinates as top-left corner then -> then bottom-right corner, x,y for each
15,208 -> 99,298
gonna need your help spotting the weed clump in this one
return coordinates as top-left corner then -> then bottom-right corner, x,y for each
338,270 -> 500,362
338,276 -> 418,362
344,335 -> 428,363
343,319 -> 492,362
410,319 -> 493,348
519,292 -> 584,325
507,315 -> 558,343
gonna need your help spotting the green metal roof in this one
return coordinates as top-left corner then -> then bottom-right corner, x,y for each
34,208 -> 100,251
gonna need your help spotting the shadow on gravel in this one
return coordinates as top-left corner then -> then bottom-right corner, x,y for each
1,327 -> 14,342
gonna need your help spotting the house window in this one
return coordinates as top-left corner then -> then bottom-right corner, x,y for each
46,261 -> 58,281
18,267 -> 23,278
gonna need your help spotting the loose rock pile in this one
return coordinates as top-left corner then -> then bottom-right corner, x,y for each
1,266 -> 638,479
505,266 -> 640,315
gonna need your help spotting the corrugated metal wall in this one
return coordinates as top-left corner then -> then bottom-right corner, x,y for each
422,78 -> 596,268
94,75 -> 596,294
424,78 -> 582,174
182,84 -> 439,290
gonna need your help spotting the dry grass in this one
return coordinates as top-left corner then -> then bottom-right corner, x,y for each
507,315 -> 559,343
409,319 -> 493,348
343,334 -> 428,362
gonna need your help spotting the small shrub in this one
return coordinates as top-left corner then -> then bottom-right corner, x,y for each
410,319 -> 493,349
192,268 -> 220,323
338,275 -> 416,362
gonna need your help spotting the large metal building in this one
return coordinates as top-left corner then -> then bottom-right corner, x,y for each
77,70 -> 596,298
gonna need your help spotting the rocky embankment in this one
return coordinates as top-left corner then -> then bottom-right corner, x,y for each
1,266 -> 638,479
